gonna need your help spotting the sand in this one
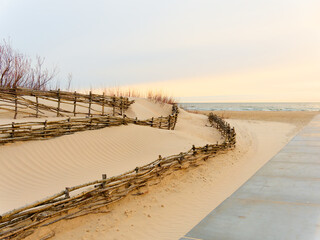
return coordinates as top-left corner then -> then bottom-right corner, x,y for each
0,99 -> 220,214
0,100 -> 317,240
194,110 -> 318,126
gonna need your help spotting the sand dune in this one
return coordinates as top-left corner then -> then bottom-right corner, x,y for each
125,98 -> 172,119
0,101 -> 220,214
0,95 -> 171,120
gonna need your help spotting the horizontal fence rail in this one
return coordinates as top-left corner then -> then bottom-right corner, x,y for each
0,112 -> 235,239
0,105 -> 179,145
0,87 -> 135,118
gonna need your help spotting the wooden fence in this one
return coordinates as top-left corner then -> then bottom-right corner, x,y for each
0,87 -> 134,118
0,104 -> 179,145
0,112 -> 235,239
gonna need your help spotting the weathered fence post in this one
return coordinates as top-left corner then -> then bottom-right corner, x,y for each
106,115 -> 110,126
168,115 -> 171,130
14,87 -> 18,119
57,89 -> 60,117
157,155 -> 162,170
11,122 -> 15,141
192,145 -> 196,155
205,144 -> 208,153
122,114 -> 127,125
43,120 -> 47,138
88,91 -> 92,117
125,98 -> 128,110
178,152 -> 184,164
122,97 -> 125,115
151,117 -> 154,127
89,117 -> 93,130
102,174 -> 107,188
68,117 -> 71,133
120,96 -> 123,115
159,116 -> 162,128
35,96 -> 39,118
64,187 -> 70,199
102,92 -> 105,116
172,114 -> 178,130
112,96 -> 116,116
73,91 -> 77,117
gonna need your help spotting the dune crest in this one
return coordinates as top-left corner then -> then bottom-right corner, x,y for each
0,99 -> 220,214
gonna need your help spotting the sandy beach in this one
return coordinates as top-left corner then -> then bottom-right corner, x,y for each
195,110 -> 317,125
0,101 -> 310,239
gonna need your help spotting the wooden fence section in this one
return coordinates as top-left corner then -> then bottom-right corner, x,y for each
0,87 -> 134,118
0,105 -> 179,145
0,113 -> 235,239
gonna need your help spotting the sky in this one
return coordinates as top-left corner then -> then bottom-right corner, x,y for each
0,0 -> 319,102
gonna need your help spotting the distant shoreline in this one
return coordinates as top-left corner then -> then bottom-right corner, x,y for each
190,110 -> 318,127
179,102 -> 320,112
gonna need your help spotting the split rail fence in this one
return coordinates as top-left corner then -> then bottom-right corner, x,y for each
0,112 -> 235,239
0,105 -> 179,145
0,88 -> 134,118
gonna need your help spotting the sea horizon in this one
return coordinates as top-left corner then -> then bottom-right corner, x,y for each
179,102 -> 320,112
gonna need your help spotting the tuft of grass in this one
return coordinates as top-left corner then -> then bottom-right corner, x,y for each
103,87 -> 177,105
146,90 -> 176,105
103,87 -> 143,98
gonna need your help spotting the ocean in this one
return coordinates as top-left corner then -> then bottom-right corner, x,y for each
179,102 -> 320,112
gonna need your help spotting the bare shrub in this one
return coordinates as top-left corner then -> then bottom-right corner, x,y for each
0,40 -> 57,90
27,56 -> 57,90
0,40 -> 30,88
66,73 -> 72,91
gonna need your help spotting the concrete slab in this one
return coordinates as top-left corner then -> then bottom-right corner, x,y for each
180,114 -> 320,240
256,161 -> 320,178
286,140 -> 320,147
232,175 -> 320,204
283,145 -> 320,154
292,136 -> 320,142
271,152 -> 319,163
183,198 -> 320,240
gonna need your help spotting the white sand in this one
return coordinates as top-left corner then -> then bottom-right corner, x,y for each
31,119 -> 297,240
0,100 -> 220,213
0,99 -> 313,240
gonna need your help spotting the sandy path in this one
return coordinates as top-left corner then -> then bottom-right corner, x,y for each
26,116 -> 304,240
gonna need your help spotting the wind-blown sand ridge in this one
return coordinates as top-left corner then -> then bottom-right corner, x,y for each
0,99 -> 220,214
